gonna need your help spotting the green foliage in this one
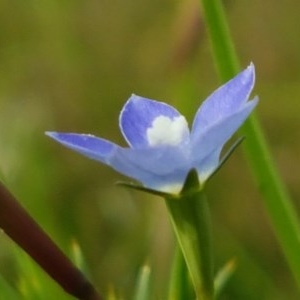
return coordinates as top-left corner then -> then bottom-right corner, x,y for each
201,0 -> 300,292
1,0 -> 300,299
0,273 -> 21,300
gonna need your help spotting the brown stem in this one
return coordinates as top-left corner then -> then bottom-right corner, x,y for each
0,181 -> 103,300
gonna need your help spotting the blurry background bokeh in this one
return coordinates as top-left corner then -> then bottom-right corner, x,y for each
1,0 -> 300,299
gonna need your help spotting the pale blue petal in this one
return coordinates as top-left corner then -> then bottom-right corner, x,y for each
194,147 -> 222,182
108,146 -> 191,190
119,94 -> 185,148
191,97 -> 258,163
46,131 -> 192,190
192,64 -> 255,135
45,132 -> 117,163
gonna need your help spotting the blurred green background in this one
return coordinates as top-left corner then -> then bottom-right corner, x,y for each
1,0 -> 300,299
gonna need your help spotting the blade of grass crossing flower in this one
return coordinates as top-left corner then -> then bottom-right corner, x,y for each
168,246 -> 194,300
165,169 -> 213,300
200,0 -> 300,290
133,265 -> 151,300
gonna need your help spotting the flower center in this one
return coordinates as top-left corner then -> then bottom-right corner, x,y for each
146,115 -> 189,146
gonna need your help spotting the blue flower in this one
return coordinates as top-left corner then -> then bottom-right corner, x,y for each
46,64 -> 258,193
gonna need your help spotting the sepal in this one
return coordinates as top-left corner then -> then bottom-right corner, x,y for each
180,168 -> 201,196
205,136 -> 244,184
116,181 -> 177,198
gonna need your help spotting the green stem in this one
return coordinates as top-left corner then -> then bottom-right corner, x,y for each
200,0 -> 300,289
165,171 -> 214,300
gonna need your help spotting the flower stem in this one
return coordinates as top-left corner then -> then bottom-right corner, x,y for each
165,170 -> 213,300
200,0 -> 300,290
0,181 -> 102,300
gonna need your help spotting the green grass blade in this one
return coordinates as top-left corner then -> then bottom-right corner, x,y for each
133,264 -> 151,300
167,246 -> 194,300
214,259 -> 236,298
200,0 -> 300,290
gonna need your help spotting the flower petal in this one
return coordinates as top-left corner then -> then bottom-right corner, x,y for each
45,132 -> 117,163
192,63 -> 255,136
119,94 -> 188,148
109,146 -> 191,192
194,147 -> 222,183
191,96 -> 258,165
46,131 -> 192,192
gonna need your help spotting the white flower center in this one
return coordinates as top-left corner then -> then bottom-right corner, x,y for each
146,115 -> 189,146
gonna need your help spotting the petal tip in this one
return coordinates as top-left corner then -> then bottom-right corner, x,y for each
245,62 -> 255,81
120,94 -> 143,115
235,62 -> 255,94
128,94 -> 144,104
45,131 -> 57,138
248,61 -> 255,70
